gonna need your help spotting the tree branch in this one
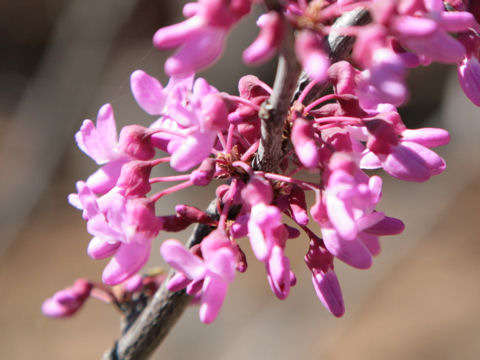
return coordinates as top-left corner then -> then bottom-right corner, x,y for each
102,5 -> 371,360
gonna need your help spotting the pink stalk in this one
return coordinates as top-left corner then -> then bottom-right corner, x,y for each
217,131 -> 227,151
150,157 -> 172,166
221,94 -> 261,111
304,93 -> 343,112
297,78 -> 319,104
150,180 -> 194,202
260,171 -> 319,190
149,174 -> 192,183
226,124 -> 236,153
240,140 -> 260,161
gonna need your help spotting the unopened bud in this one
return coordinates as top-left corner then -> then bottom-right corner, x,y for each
175,204 -> 215,224
119,125 -> 155,160
117,160 -> 152,197
191,158 -> 216,186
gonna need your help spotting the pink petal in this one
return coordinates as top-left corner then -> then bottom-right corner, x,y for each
458,56 -> 480,106
404,31 -> 466,64
160,239 -> 206,280
401,141 -> 446,175
384,145 -> 432,182
86,160 -> 127,194
164,28 -> 226,76
392,16 -> 437,37
322,228 -> 372,269
95,104 -> 118,152
153,17 -> 204,49
291,117 -> 319,169
248,220 -> 271,262
242,12 -> 283,65
75,120 -> 110,164
87,237 -> 121,259
130,70 -> 166,115
364,216 -> 405,236
266,246 -> 291,300
199,274 -> 228,323
207,247 -> 236,282
42,298 -> 72,318
359,233 -> 381,256
360,150 -> 382,169
401,128 -> 450,147
167,272 -> 192,292
437,12 -> 476,32
312,269 -> 345,317
170,131 -> 215,171
102,241 -> 151,285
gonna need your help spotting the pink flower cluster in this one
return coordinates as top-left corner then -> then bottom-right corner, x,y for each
43,0 -> 479,324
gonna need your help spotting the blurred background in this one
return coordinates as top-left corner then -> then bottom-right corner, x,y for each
0,1 -> 479,359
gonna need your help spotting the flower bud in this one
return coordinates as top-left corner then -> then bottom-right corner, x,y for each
175,204 -> 214,224
119,125 -> 156,160
116,160 -> 152,197
191,158 -> 216,186
42,279 -> 92,318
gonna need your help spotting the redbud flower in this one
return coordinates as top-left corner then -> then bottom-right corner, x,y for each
153,0 -> 251,75
243,11 -> 285,65
160,229 -> 237,323
75,104 -> 130,194
295,30 -> 329,83
42,279 -> 92,318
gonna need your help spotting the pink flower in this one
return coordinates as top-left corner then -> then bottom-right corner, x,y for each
160,229 -> 237,323
361,118 -> 450,182
242,176 -> 294,299
295,30 -> 329,83
458,55 -> 480,106
457,31 -> 480,106
324,153 -> 384,242
133,71 -> 228,171
243,11 -> 285,65
153,0 -> 251,75
69,182 -> 160,285
304,237 -> 344,317
42,279 -> 92,318
291,117 -> 319,169
75,104 -> 130,194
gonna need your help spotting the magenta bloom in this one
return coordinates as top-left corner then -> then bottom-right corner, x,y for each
160,229 -> 237,323
42,279 -> 92,318
75,104 -> 131,194
69,182 -> 160,285
153,0 -> 251,75
131,70 -> 228,171
361,119 -> 450,182
243,11 -> 284,65
305,238 -> 344,317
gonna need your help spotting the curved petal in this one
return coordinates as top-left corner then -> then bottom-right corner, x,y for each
199,274 -> 228,324
102,241 -> 151,285
207,248 -> 236,282
87,237 -> 120,260
130,70 -> 166,115
401,128 -> 450,147
160,239 -> 206,280
96,104 -> 118,152
312,269 -> 345,317
322,227 -> 372,269
164,28 -> 226,76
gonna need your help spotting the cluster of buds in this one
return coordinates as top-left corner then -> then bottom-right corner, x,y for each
44,0 -> 479,325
